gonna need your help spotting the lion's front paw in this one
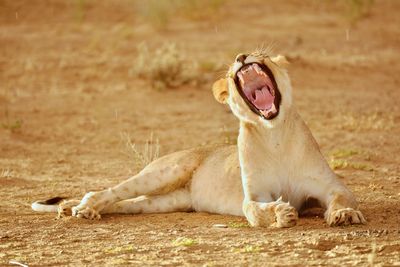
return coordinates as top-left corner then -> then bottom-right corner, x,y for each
243,201 -> 273,227
327,208 -> 366,226
271,202 -> 298,228
72,206 -> 101,220
243,200 -> 298,228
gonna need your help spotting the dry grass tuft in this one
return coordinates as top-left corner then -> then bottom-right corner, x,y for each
136,0 -> 225,29
121,132 -> 160,171
1,119 -> 22,131
330,149 -> 359,158
233,245 -> 262,253
343,0 -> 375,24
131,42 -> 199,90
228,222 -> 250,228
0,168 -> 13,178
103,244 -> 135,254
172,237 -> 198,247
335,112 -> 394,131
329,147 -> 373,171
2,106 -> 23,132
329,158 -> 373,171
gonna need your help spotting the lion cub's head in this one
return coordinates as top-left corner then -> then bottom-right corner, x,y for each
212,51 -> 292,126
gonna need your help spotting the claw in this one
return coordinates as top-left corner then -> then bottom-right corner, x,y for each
328,208 -> 366,226
273,202 -> 298,228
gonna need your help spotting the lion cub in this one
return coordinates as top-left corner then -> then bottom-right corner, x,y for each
32,51 -> 366,227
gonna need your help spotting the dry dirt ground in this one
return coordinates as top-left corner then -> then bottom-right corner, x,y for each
1,0 -> 400,266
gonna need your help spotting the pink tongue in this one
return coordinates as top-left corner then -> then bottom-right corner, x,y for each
253,86 -> 274,110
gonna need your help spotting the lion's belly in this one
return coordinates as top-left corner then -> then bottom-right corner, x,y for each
190,146 -> 244,216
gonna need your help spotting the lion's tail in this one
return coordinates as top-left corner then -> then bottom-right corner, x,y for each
31,197 -> 66,212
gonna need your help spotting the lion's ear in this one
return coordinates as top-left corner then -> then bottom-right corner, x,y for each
212,78 -> 229,104
271,55 -> 289,68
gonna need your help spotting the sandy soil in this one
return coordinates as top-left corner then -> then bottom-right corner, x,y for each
1,0 -> 400,266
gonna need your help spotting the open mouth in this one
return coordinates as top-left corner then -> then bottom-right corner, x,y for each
235,63 -> 281,120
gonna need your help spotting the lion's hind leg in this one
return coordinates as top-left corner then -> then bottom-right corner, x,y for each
102,188 -> 192,214
72,149 -> 204,219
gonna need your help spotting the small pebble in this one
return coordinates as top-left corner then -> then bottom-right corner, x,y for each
212,224 -> 228,228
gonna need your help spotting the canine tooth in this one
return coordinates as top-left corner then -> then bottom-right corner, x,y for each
254,65 -> 263,74
237,72 -> 244,85
270,104 -> 277,113
255,65 -> 268,78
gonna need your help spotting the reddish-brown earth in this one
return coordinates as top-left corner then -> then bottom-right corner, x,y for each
1,0 -> 399,266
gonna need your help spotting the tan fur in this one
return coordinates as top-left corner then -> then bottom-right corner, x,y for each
32,51 -> 366,228
212,78 -> 229,104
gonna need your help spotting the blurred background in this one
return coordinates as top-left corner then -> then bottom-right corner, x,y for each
1,0 -> 399,169
1,1 -> 400,266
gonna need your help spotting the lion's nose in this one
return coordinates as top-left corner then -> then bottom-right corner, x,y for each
235,54 -> 247,64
